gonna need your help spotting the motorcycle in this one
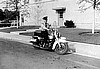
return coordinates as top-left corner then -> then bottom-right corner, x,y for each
30,28 -> 69,55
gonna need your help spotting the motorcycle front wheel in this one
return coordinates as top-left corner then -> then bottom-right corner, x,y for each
55,42 -> 68,55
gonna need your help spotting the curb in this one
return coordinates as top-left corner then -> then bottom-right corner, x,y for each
68,41 -> 100,59
10,29 -> 38,35
0,26 -> 17,30
0,32 -> 33,45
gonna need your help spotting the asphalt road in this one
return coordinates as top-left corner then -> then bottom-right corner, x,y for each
0,38 -> 100,69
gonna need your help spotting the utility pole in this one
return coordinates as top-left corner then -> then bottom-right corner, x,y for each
92,0 -> 96,34
15,0 -> 19,28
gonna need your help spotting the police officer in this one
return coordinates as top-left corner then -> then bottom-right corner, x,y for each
41,16 -> 50,47
40,16 -> 50,30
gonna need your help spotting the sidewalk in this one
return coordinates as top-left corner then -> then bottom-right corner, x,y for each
0,30 -> 100,59
0,26 -> 16,30
68,41 -> 100,59
9,29 -> 100,59
0,32 -> 32,45
10,29 -> 39,35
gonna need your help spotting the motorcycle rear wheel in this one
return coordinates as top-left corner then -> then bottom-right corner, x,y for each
55,42 -> 68,55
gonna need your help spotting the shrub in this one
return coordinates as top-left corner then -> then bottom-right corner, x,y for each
0,23 -> 11,27
64,20 -> 76,28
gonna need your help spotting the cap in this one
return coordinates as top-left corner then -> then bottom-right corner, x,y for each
43,16 -> 48,20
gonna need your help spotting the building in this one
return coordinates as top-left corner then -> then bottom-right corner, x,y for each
1,0 -> 100,29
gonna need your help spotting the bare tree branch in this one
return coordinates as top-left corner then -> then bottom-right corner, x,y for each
97,1 -> 100,5
83,4 -> 93,10
0,1 -> 6,4
77,0 -> 93,5
28,0 -> 57,5
77,0 -> 100,11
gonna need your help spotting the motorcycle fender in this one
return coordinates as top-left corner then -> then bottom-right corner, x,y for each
52,41 -> 59,50
52,39 -> 68,50
30,38 -> 37,42
58,39 -> 68,43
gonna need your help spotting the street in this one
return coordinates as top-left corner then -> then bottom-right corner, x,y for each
0,38 -> 100,69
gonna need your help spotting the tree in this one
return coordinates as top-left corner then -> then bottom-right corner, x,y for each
0,0 -> 30,27
1,0 -> 57,26
0,9 -> 4,20
77,0 -> 100,34
3,9 -> 11,23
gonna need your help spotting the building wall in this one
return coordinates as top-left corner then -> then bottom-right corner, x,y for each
24,0 -> 100,29
0,0 -> 100,29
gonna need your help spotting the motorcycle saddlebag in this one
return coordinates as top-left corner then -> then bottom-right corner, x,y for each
33,30 -> 42,37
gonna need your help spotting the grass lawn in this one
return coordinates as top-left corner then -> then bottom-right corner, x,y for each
0,26 -> 100,45
0,26 -> 40,33
20,28 -> 100,45
58,28 -> 100,45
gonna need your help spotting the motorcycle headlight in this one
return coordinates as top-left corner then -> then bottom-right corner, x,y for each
49,35 -> 53,39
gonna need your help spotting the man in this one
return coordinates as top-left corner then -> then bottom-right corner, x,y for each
40,16 -> 50,30
34,16 -> 51,47
40,16 -> 50,47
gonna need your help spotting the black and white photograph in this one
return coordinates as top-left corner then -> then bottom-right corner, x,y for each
0,0 -> 100,69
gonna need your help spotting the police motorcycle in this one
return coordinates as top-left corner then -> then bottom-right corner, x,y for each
30,26 -> 69,55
